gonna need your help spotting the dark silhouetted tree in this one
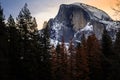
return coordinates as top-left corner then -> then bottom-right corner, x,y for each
68,39 -> 76,80
87,34 -> 103,80
7,14 -> 19,80
51,45 -> 58,80
102,29 -> 113,56
76,34 -> 89,80
0,4 -> 11,80
15,3 -> 42,80
39,22 -> 52,80
114,30 -> 120,55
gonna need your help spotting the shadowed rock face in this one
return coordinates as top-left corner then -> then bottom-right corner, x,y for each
54,4 -> 90,31
44,3 -> 120,44
91,21 -> 105,40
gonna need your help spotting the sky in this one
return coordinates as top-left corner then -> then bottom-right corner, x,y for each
0,0 -> 118,29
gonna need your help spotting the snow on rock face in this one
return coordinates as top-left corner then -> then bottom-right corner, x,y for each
55,3 -> 91,31
81,22 -> 93,31
50,39 -> 70,49
50,21 -> 63,40
41,3 -> 120,46
49,20 -> 74,43
73,22 -> 94,44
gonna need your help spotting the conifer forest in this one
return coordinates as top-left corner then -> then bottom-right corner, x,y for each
0,2 -> 120,80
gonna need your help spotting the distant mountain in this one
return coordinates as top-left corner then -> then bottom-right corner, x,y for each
40,3 -> 120,45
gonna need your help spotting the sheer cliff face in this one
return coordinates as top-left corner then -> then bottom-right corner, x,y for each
92,21 -> 105,40
47,3 -> 120,44
72,9 -> 88,31
54,4 -> 90,31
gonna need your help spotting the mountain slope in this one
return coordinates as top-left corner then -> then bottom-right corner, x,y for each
41,3 -> 120,45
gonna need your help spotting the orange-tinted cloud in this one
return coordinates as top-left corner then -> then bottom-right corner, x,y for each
85,0 -> 117,20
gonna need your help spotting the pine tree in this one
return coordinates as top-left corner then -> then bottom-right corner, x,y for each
16,3 -> 32,56
101,29 -> 116,80
0,3 -> 6,53
102,29 -> 113,56
55,43 -> 62,80
7,14 -> 18,79
60,37 -> 68,80
7,14 -> 16,54
114,30 -> 120,55
0,4 -> 11,80
55,37 -> 68,80
7,15 -> 15,27
15,3 -> 41,80
0,3 -> 5,28
108,30 -> 120,80
87,34 -> 103,80
68,39 -> 76,80
31,17 -> 37,31
40,22 -> 52,80
17,3 -> 36,33
51,45 -> 58,80
76,35 -> 89,80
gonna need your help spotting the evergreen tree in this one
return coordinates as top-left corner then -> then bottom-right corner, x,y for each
15,3 -> 41,80
17,3 -> 36,33
87,34 -> 103,80
0,3 -> 6,53
0,4 -> 11,80
31,17 -> 38,31
101,29 -> 114,80
114,30 -> 120,55
7,15 -> 15,27
7,14 -> 16,54
108,30 -> 120,80
7,14 -> 18,80
59,37 -> 68,80
40,22 -> 52,80
51,45 -> 58,80
68,39 -> 76,80
55,43 -> 62,80
54,37 -> 68,80
102,29 -> 113,56
76,35 -> 89,80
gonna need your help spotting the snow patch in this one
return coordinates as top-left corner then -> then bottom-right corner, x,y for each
50,39 -> 70,49
50,39 -> 59,47
51,21 -> 63,40
81,22 -> 93,31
